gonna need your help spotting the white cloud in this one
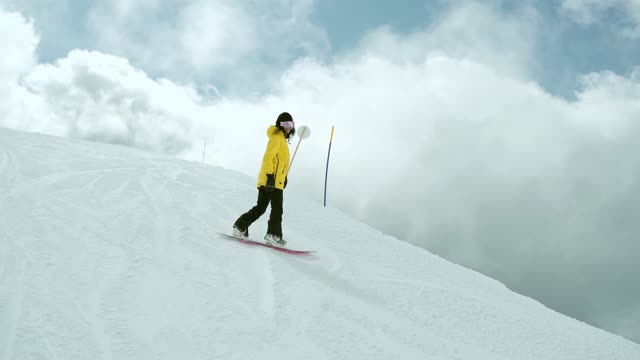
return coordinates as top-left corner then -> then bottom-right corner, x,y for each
177,2 -> 256,70
350,2 -> 539,79
84,0 -> 329,86
0,8 -> 38,80
0,7 -> 54,133
571,68 -> 640,137
561,0 -> 640,38
561,0 -> 608,24
0,0 -> 329,93
86,0 -> 255,72
22,50 -> 204,153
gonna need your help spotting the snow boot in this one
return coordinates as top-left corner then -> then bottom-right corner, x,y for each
233,225 -> 249,239
264,234 -> 287,248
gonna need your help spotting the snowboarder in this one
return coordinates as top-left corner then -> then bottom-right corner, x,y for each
233,112 -> 296,247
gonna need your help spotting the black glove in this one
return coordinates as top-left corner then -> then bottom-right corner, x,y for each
284,176 -> 288,189
266,174 -> 275,193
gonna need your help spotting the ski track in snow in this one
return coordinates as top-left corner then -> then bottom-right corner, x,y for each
0,128 -> 639,360
1,250 -> 25,360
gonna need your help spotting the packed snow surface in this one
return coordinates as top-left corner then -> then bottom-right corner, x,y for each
0,127 -> 638,360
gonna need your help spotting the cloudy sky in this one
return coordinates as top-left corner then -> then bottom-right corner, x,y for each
1,0 -> 639,343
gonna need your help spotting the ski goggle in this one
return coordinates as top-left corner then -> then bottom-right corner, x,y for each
280,121 -> 295,130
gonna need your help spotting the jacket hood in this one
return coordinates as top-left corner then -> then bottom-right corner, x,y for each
267,125 -> 282,137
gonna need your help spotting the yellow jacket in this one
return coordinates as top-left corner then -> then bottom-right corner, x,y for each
257,125 -> 290,190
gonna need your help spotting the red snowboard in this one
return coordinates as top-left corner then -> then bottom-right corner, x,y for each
216,232 -> 315,256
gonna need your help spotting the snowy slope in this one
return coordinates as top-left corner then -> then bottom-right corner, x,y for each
0,127 -> 638,360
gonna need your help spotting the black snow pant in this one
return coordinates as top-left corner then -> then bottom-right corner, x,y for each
234,186 -> 283,237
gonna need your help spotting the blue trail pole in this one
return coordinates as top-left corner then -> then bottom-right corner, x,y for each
324,126 -> 335,207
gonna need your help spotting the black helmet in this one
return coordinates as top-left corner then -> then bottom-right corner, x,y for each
275,112 -> 295,138
276,112 -> 293,126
